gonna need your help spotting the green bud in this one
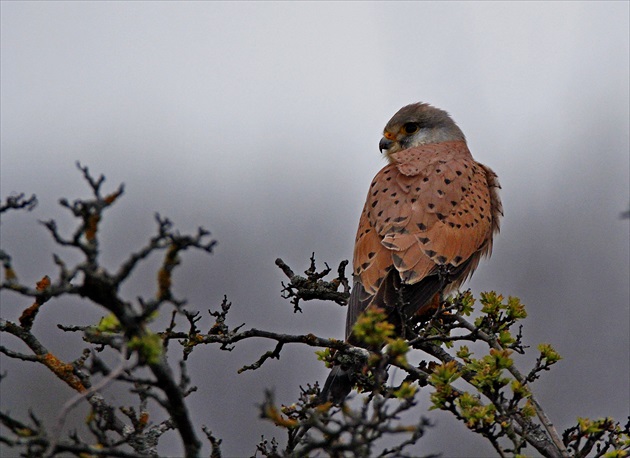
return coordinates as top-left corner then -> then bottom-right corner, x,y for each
128,332 -> 163,365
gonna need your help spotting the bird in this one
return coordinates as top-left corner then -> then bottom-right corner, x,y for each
319,102 -> 503,404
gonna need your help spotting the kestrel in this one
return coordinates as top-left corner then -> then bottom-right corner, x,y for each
320,102 -> 503,403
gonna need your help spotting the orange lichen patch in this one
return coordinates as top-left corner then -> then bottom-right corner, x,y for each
79,443 -> 104,458
103,189 -> 123,205
138,412 -> 149,429
264,403 -> 298,429
156,245 -> 178,300
19,302 -> 41,329
85,214 -> 101,242
315,401 -> 333,413
156,267 -> 171,300
19,276 -> 52,329
36,275 -> 51,291
40,353 -> 86,393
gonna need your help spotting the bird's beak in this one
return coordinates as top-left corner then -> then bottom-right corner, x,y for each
379,131 -> 397,153
379,136 -> 394,153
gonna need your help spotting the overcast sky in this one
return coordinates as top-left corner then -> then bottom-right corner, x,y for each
1,2 -> 629,457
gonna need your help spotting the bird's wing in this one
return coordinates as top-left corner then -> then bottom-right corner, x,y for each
347,141 -> 497,339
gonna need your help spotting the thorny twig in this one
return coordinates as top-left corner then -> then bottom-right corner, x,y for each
276,254 -> 350,312
0,193 -> 37,213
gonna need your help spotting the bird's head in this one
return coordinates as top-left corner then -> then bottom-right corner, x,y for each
379,102 -> 466,161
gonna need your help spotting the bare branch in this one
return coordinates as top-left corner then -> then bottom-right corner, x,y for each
47,348 -> 129,457
0,193 -> 37,213
276,255 -> 350,312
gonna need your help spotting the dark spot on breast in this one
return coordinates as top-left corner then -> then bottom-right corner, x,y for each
386,177 -> 392,181
391,192 -> 398,197
423,177 -> 429,182
444,178 -> 452,184
383,188 -> 389,192
428,203 -> 435,209
372,190 -> 379,196
437,213 -> 446,221
368,252 -> 376,259
371,181 -> 377,187
415,187 -> 421,191
361,262 -> 370,269
437,256 -> 447,264
424,249 -> 437,257
437,190 -> 444,196
385,217 -> 391,223
371,201 -> 378,208
393,216 -> 407,223
448,222 -> 455,228
456,170 -> 463,176
377,210 -> 383,216
394,200 -> 400,205
418,237 -> 430,244
461,186 -> 467,192
417,223 -> 427,230
411,198 -> 417,203
453,256 -> 463,263
456,224 -> 461,228
436,168 -> 442,173
451,201 -> 458,206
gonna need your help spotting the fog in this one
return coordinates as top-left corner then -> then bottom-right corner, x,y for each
1,2 -> 628,457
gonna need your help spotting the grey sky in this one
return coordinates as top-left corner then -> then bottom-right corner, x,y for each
1,2 -> 628,456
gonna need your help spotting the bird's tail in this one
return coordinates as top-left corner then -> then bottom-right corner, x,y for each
318,365 -> 353,405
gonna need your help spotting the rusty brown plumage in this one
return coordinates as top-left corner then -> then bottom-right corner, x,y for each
320,102 -> 502,403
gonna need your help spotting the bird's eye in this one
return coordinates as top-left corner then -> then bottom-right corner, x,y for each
402,122 -> 419,135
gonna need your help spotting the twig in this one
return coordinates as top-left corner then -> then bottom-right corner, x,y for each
43,347 -> 130,458
454,314 -> 569,457
0,193 -> 37,213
